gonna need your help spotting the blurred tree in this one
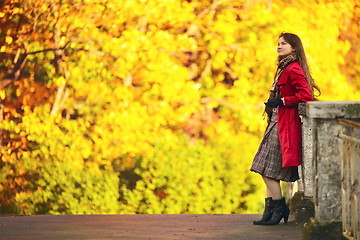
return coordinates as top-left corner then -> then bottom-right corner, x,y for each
0,0 -> 359,214
339,1 -> 360,90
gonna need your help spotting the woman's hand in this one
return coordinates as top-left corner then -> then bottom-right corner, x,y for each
264,97 -> 284,108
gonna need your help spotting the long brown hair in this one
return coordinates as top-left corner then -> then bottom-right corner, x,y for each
278,32 -> 321,99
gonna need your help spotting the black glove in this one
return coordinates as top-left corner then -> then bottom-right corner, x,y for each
264,97 -> 284,108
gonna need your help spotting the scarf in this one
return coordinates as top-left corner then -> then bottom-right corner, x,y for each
264,52 -> 297,121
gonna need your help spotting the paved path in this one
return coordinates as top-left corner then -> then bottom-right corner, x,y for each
0,214 -> 303,240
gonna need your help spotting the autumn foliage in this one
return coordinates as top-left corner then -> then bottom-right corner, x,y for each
0,0 -> 359,214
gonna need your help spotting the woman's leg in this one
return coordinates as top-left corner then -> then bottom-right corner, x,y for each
266,185 -> 272,198
253,176 -> 279,225
261,176 -> 290,225
262,176 -> 282,200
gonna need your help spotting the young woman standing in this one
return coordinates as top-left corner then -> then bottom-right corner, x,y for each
250,32 -> 320,225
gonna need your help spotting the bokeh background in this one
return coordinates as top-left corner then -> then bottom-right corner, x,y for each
0,0 -> 359,215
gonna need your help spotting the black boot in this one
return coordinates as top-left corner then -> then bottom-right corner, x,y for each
253,197 -> 274,225
262,197 -> 290,225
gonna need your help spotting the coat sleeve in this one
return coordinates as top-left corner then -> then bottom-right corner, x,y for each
283,64 -> 312,106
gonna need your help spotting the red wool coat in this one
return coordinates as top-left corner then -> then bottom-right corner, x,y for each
277,61 -> 312,167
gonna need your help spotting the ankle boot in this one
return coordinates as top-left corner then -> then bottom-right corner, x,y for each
253,197 -> 274,225
262,197 -> 290,225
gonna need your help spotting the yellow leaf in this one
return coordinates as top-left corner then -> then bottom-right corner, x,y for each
0,90 -> 5,100
41,4 -> 47,12
12,8 -> 23,14
5,36 -> 13,45
59,36 -> 66,47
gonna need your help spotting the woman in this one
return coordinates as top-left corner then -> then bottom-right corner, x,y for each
250,32 -> 320,225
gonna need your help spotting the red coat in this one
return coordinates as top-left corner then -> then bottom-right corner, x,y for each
277,62 -> 312,167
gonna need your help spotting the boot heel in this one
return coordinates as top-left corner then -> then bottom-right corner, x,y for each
284,208 -> 290,224
284,213 -> 289,224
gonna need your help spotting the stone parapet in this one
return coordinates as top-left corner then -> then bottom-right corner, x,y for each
298,101 -> 360,224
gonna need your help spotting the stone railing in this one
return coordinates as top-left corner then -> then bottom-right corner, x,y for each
296,101 -> 360,225
339,118 -> 360,240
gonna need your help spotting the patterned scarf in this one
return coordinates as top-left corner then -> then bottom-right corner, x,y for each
264,52 -> 297,121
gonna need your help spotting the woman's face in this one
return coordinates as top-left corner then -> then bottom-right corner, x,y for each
277,37 -> 294,57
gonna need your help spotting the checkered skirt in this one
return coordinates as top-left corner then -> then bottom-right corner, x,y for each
250,112 -> 299,182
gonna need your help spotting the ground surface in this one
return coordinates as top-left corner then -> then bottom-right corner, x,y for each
0,214 -> 303,240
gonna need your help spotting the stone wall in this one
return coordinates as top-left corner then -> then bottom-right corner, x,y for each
298,101 -> 360,224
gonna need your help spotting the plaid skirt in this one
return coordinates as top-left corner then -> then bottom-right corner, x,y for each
250,111 -> 299,182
